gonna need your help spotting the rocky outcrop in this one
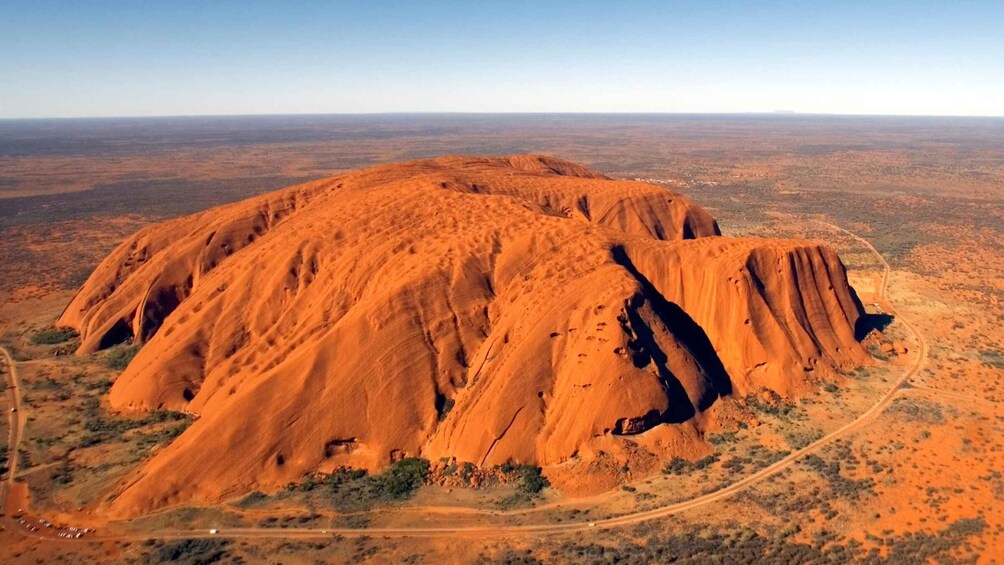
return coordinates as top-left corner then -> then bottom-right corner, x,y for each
57,155 -> 865,517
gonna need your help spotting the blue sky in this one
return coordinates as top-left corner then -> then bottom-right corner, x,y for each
1,0 -> 1002,118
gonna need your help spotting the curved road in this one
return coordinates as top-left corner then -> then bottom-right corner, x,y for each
6,222 -> 929,541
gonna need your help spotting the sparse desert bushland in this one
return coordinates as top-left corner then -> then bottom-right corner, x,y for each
277,458 -> 432,512
30,327 -> 79,345
105,344 -> 140,370
663,454 -> 720,476
372,457 -> 431,499
141,538 -> 230,565
1,115 -> 1001,562
543,517 -> 987,564
235,490 -> 267,508
80,399 -> 191,448
496,464 -> 550,509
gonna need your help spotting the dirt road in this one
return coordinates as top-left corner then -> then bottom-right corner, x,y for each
0,345 -> 25,515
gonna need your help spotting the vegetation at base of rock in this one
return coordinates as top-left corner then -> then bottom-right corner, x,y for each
80,400 -> 192,448
745,394 -> 796,418
282,458 -> 431,512
235,490 -> 267,508
663,453 -> 720,475
30,327 -> 79,345
271,458 -> 549,512
374,457 -> 431,498
499,462 -> 549,494
707,431 -> 738,445
495,463 -> 549,509
105,344 -> 140,370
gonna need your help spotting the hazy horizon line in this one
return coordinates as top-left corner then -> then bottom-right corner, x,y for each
3,110 -> 1004,122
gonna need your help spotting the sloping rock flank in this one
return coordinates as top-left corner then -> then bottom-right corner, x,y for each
58,155 -> 867,516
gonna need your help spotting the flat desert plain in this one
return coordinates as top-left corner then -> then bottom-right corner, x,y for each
1,115 -> 1002,563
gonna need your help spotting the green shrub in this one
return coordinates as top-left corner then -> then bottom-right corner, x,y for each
30,328 -> 78,345
371,457 -> 431,499
82,410 -> 191,447
50,457 -> 74,485
284,458 -> 432,511
708,431 -> 737,445
662,453 -> 720,475
495,464 -> 549,509
979,349 -> 1004,369
106,345 -> 140,370
746,395 -> 795,417
236,490 -> 267,508
459,461 -> 476,481
513,465 -> 548,494
84,378 -> 113,393
143,538 -> 229,565
329,467 -> 368,487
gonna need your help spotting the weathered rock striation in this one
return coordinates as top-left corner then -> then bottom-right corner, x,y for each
59,155 -> 867,516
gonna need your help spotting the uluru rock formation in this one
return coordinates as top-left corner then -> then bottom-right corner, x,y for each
58,155 -> 868,516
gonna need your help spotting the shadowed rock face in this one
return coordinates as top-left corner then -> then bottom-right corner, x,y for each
59,154 -> 866,516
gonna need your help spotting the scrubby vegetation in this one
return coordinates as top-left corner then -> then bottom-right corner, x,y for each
142,538 -> 230,565
707,431 -> 737,445
502,463 -> 549,494
663,453 -> 720,476
979,348 -> 1004,369
372,457 -> 431,499
887,397 -> 949,425
15,356 -> 200,512
105,344 -> 140,370
800,453 -> 877,501
541,517 -> 987,564
30,327 -> 79,345
478,548 -> 542,564
50,456 -> 74,485
745,393 -> 797,418
236,490 -> 267,508
866,342 -> 891,361
281,457 -> 431,512
721,445 -> 791,475
80,397 -> 191,448
270,458 -> 549,513
496,464 -> 549,509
